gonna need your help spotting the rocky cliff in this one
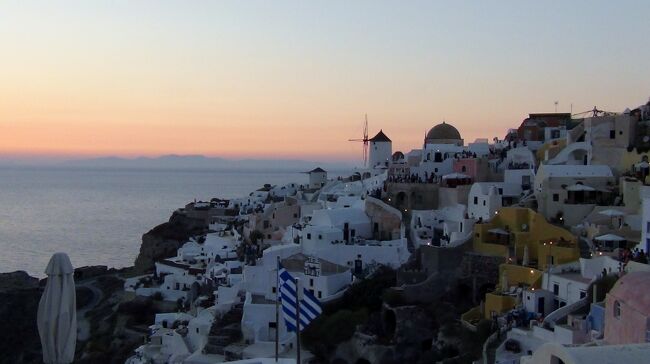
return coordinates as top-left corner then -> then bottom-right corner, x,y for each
133,210 -> 207,274
0,271 -> 42,364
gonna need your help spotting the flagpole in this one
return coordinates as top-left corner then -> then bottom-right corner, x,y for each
275,256 -> 280,362
295,277 -> 301,364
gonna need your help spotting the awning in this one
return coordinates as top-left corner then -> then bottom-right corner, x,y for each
594,233 -> 626,241
442,173 -> 470,180
598,209 -> 626,217
566,184 -> 596,192
488,228 -> 510,235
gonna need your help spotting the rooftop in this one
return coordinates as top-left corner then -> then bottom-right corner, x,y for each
369,129 -> 391,142
426,122 -> 462,142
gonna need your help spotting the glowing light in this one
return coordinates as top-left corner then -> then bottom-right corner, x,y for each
530,269 -> 534,274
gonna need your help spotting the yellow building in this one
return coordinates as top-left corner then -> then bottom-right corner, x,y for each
473,207 -> 579,270
482,264 -> 545,319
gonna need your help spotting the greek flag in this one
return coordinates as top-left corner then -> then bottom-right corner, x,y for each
278,262 -> 322,332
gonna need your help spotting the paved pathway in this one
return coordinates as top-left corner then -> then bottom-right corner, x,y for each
76,280 -> 105,341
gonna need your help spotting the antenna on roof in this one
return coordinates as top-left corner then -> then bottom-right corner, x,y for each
554,101 -> 559,113
348,114 -> 370,167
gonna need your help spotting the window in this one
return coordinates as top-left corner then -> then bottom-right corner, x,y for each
610,130 -> 615,139
318,234 -> 322,240
553,283 -> 559,295
461,166 -> 467,172
483,200 -> 486,206
498,188 -> 503,195
580,291 -> 586,299
310,279 -> 314,286
307,233 -> 311,240
293,213 -> 298,218
318,291 -> 322,298
474,197 -> 478,205
614,300 -> 621,318
553,194 -> 559,202
434,168 -> 438,173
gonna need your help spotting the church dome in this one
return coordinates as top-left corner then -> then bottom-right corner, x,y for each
426,122 -> 461,142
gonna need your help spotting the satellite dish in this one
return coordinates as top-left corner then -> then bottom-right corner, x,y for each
643,136 -> 649,143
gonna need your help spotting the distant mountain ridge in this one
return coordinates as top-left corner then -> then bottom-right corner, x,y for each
60,154 -> 354,171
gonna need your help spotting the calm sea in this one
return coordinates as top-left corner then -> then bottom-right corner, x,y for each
0,166 -> 341,277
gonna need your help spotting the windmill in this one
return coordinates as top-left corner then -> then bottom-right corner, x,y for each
349,114 -> 370,167
572,106 -> 615,118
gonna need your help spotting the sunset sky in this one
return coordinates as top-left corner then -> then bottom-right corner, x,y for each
2,1 -> 649,164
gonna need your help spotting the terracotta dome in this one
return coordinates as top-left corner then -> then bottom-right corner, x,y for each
426,122 -> 462,142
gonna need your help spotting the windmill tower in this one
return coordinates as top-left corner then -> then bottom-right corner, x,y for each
368,129 -> 392,169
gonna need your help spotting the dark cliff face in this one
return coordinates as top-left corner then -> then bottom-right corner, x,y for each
133,211 -> 207,274
0,272 -> 42,364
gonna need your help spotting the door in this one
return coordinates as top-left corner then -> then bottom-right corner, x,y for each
344,223 -> 349,243
538,297 -> 545,315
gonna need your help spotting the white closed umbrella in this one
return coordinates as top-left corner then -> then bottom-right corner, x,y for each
501,270 -> 509,294
37,252 -> 77,364
522,245 -> 530,267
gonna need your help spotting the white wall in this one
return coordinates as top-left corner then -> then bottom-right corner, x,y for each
369,141 -> 392,169
309,171 -> 327,189
302,238 -> 410,269
468,184 -> 502,221
241,292 -> 291,345
638,198 -> 650,252
504,169 -> 535,190
542,273 -> 590,307
292,270 -> 351,300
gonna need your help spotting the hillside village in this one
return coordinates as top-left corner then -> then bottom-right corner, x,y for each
124,98 -> 650,364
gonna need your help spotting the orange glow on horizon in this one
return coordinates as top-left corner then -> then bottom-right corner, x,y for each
2,2 -> 648,162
